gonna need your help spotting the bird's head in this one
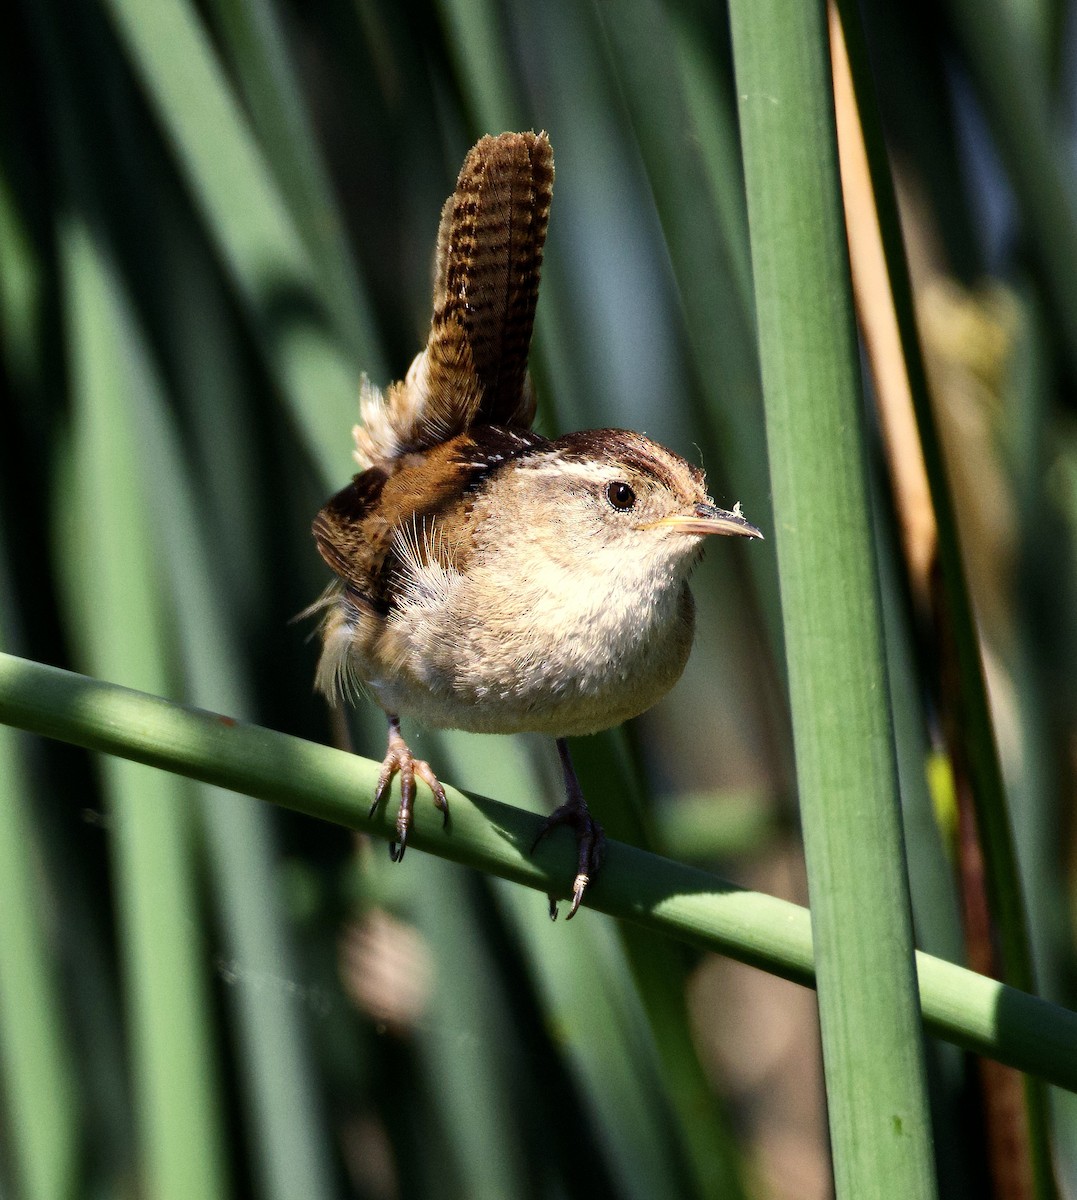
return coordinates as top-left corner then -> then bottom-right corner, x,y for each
495,429 -> 762,587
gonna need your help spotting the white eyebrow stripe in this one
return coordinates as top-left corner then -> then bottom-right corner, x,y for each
518,458 -> 623,483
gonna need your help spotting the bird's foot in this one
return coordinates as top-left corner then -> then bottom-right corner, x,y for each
530,795 -> 606,921
371,716 -> 448,862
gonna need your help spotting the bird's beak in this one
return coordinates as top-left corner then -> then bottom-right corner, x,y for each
651,502 -> 764,540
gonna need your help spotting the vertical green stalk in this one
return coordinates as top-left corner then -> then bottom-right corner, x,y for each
138,320 -> 338,1200
0,194 -> 78,1200
727,3 -> 937,1195
205,0 -> 373,354
0,725 -> 78,1200
99,0 -> 371,482
60,220 -> 228,1200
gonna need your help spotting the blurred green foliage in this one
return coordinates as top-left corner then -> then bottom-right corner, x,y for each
1,0 -> 1076,1197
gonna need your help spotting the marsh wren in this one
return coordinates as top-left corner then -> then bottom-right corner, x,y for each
311,132 -> 762,918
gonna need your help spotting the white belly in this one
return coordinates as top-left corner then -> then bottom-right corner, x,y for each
361,554 -> 696,736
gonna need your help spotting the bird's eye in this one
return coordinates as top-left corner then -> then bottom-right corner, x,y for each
605,481 -> 637,511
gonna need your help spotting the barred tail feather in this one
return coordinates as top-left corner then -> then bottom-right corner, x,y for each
352,132 -> 552,467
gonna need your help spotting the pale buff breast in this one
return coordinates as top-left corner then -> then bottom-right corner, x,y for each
359,544 -> 697,736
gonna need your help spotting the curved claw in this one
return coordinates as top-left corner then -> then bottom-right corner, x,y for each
370,717 -> 448,861
531,798 -> 605,921
370,767 -> 393,820
565,874 -> 589,921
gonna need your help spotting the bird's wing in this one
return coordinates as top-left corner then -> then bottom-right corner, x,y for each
353,132 -> 553,466
313,427 -> 548,612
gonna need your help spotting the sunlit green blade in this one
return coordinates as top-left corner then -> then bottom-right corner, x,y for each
0,177 -> 78,1200
499,890 -> 686,1200
99,0 -> 375,482
368,852 -> 531,1200
727,0 -> 938,1194
204,0 -> 371,353
655,787 -> 784,862
567,734 -> 747,1200
57,220 -> 227,1200
133,322 -> 337,1200
443,733 -> 742,1200
436,0 -> 523,129
0,723 -> 78,1200
6,653 -> 1077,1097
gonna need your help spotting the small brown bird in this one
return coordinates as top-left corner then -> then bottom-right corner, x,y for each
311,131 -> 761,917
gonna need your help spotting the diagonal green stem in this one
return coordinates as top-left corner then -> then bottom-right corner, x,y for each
2,652 -> 1077,1095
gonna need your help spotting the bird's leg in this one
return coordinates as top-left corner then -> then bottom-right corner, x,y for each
530,738 -> 606,920
371,714 -> 449,862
